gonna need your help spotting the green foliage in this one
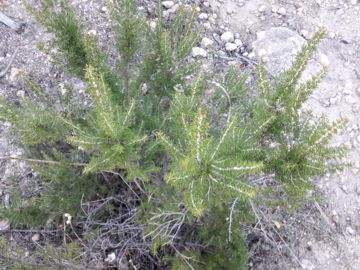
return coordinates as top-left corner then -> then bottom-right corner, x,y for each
28,0 -> 87,78
0,1 -> 348,269
0,236 -> 84,269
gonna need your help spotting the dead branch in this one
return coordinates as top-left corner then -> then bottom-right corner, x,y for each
0,46 -> 19,78
0,11 -> 23,32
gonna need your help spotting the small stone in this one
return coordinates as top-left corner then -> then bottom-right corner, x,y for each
162,1 -> 174,9
329,32 -> 336,39
331,211 -> 339,224
31,233 -> 40,242
203,2 -> 210,8
351,0 -> 357,5
271,6 -> 279,13
168,4 -> 180,13
203,22 -> 211,29
225,42 -> 238,52
149,21 -> 157,31
234,39 -> 243,47
87,29 -> 97,36
101,6 -> 107,13
16,90 -> 25,99
346,226 -> 355,235
199,13 -> 208,19
300,29 -> 309,38
105,252 -> 116,263
319,53 -> 330,66
201,37 -> 214,48
0,219 -> 10,231
344,141 -> 352,150
191,47 -> 207,58
258,5 -> 266,12
277,7 -> 287,15
221,31 -> 235,43
9,67 -> 22,81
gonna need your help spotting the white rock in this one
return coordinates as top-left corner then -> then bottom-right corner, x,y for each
252,27 -> 306,76
199,13 -> 208,19
191,47 -> 208,58
300,29 -> 309,38
234,39 -> 243,47
277,7 -> 287,15
221,31 -> 235,43
0,219 -> 10,231
225,42 -> 238,52
201,37 -> 214,48
203,2 -> 210,8
168,4 -> 180,13
344,141 -> 352,150
203,22 -> 211,29
258,5 -> 266,12
351,0 -> 357,5
329,32 -> 336,39
162,1 -> 174,9
346,226 -> 355,235
149,21 -> 157,31
32,233 -> 40,242
16,90 -> 25,99
87,29 -> 97,36
271,6 -> 279,13
318,53 -> 330,66
9,67 -> 22,82
105,252 -> 116,263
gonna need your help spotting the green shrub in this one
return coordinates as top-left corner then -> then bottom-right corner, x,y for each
0,0 -> 347,269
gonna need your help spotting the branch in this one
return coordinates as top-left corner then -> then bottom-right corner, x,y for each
0,12 -> 23,32
0,155 -> 86,167
0,45 -> 19,78
210,81 -> 232,124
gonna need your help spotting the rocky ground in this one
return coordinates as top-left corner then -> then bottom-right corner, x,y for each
1,0 -> 360,269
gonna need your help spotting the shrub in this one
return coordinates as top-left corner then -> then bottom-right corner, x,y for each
0,0 -> 346,269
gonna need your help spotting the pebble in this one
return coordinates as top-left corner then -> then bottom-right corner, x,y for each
9,67 -> 22,82
203,22 -> 211,29
234,39 -> 243,47
31,233 -> 40,242
351,0 -> 358,5
203,2 -> 210,8
87,29 -> 97,36
277,7 -> 287,15
201,37 -> 214,48
225,42 -> 238,52
346,226 -> 355,235
221,31 -> 235,43
0,219 -> 10,231
16,90 -> 25,99
199,13 -> 208,19
300,29 -> 309,38
149,21 -> 157,31
105,252 -> 116,263
191,47 -> 208,58
162,1 -> 174,9
344,141 -> 352,150
168,4 -> 180,14
258,5 -> 266,12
